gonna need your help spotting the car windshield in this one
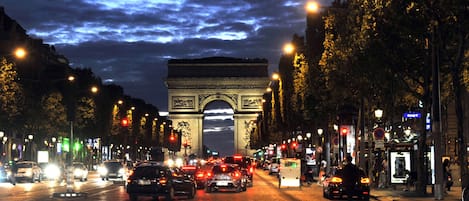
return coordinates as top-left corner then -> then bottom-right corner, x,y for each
104,162 -> 122,168
224,156 -> 251,168
133,166 -> 164,178
17,163 -> 32,168
212,165 -> 236,174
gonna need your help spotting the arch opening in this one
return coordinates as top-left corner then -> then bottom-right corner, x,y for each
203,101 -> 234,157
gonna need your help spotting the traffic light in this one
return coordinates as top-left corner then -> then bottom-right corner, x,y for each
121,117 -> 129,127
281,144 -> 287,150
341,127 -> 348,136
291,142 -> 297,148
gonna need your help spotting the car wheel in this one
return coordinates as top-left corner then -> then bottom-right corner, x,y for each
129,194 -> 138,201
165,187 -> 175,201
205,186 -> 212,193
188,185 -> 196,199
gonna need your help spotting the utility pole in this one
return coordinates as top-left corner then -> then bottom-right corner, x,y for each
431,22 -> 444,200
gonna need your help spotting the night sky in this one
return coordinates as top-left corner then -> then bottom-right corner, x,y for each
1,0 -> 332,156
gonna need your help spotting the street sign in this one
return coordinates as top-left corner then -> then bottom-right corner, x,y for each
373,128 -> 385,140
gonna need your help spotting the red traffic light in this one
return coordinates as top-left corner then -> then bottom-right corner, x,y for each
281,144 -> 286,150
170,134 -> 176,142
121,117 -> 129,127
341,128 -> 348,136
291,142 -> 297,148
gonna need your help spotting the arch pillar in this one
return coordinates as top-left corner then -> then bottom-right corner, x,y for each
169,113 -> 204,157
234,113 -> 260,156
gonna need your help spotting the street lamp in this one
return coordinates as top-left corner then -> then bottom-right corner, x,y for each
28,134 -> 34,161
374,108 -> 383,121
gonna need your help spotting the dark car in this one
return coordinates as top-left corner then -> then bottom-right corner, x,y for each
126,162 -> 196,201
205,164 -> 247,193
181,165 -> 207,189
224,155 -> 254,187
99,160 -> 125,180
322,166 -> 370,200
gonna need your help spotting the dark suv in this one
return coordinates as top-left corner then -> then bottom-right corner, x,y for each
224,155 -> 254,187
126,162 -> 196,201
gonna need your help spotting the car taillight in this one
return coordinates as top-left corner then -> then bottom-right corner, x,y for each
360,177 -> 370,184
331,176 -> 343,183
231,172 -> 240,178
159,178 -> 167,184
196,171 -> 205,178
206,172 -> 213,179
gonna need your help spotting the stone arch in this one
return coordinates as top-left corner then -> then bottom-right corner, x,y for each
165,57 -> 269,157
199,93 -> 238,112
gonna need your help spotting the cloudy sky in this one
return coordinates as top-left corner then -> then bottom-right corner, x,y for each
1,0 -> 331,111
1,0 -> 331,156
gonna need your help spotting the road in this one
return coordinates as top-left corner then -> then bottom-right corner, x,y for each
0,168 -> 449,201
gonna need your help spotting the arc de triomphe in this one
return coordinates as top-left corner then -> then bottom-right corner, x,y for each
165,57 -> 269,157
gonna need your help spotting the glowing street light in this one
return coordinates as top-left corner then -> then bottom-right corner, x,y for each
14,47 -> 27,59
283,43 -> 295,54
306,1 -> 319,13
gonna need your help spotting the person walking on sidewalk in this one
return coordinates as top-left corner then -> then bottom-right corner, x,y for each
342,155 -> 360,201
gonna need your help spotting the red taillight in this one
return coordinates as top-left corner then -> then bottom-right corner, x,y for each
206,172 -> 213,178
159,178 -> 167,184
231,172 -> 240,178
331,177 -> 343,183
360,177 -> 370,184
196,171 -> 205,178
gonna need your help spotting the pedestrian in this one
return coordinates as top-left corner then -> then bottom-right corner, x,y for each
10,161 -> 17,186
443,159 -> 452,192
342,155 -> 360,201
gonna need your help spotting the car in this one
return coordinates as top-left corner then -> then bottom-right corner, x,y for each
0,163 -> 11,182
205,164 -> 247,193
72,162 -> 88,181
126,161 -> 196,201
268,158 -> 280,175
181,165 -> 207,189
224,155 -> 254,187
40,163 -> 64,181
322,166 -> 370,200
14,161 -> 42,183
99,160 -> 126,180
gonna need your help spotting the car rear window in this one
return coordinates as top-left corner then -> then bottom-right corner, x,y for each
212,165 -> 236,174
133,166 -> 164,178
17,163 -> 32,168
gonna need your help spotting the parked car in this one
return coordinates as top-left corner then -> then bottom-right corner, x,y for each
72,162 -> 88,181
205,164 -> 247,193
224,155 -> 254,187
126,161 -> 196,201
14,161 -> 42,183
99,160 -> 125,181
322,166 -> 370,200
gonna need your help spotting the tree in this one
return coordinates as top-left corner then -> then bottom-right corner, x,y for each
0,58 -> 25,130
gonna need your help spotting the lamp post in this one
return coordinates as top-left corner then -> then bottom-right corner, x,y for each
28,134 -> 33,161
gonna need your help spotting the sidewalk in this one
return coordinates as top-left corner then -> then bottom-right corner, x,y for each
371,185 -> 463,201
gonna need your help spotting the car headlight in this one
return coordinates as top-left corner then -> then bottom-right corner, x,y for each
74,169 -> 83,176
45,164 -> 61,179
98,166 -> 108,175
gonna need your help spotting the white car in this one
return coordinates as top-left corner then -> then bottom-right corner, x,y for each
268,159 -> 280,175
72,162 -> 88,181
14,161 -> 42,182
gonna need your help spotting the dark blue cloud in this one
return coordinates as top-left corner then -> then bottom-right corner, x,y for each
1,0 -> 332,111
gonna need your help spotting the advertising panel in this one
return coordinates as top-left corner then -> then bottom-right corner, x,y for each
390,151 -> 411,184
